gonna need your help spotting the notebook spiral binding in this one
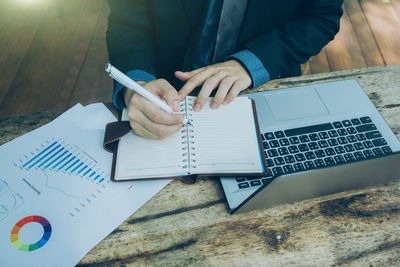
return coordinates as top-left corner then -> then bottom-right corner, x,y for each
180,98 -> 196,172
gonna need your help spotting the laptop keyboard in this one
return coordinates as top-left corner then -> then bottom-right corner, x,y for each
236,116 -> 393,189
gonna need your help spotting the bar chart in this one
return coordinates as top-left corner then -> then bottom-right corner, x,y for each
18,138 -> 108,186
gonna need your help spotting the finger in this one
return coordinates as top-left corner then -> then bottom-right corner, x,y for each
130,91 -> 184,125
129,119 -> 160,139
133,110 -> 183,139
178,67 -> 216,99
151,79 -> 181,112
223,80 -> 245,105
174,67 -> 204,82
193,71 -> 226,111
210,76 -> 235,109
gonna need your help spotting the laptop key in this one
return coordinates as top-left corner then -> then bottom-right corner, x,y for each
373,148 -> 384,157
342,120 -> 352,127
344,144 -> 355,152
274,157 -> 285,165
344,153 -> 355,162
293,163 -> 305,171
272,167 -> 284,176
308,142 -> 319,150
309,133 -> 320,141
279,138 -> 290,146
382,146 -> 392,154
338,137 -> 348,144
334,146 -> 345,154
354,142 -> 364,150
299,135 -> 310,143
318,132 -> 329,139
356,124 -> 377,132
289,137 -> 300,144
372,138 -> 387,146
278,147 -> 289,155
250,180 -> 262,187
285,123 -> 333,137
314,159 -> 326,168
318,140 -> 329,148
363,150 -> 375,158
295,153 -> 306,161
328,130 -> 338,137
354,152 -> 365,160
365,131 -> 382,139
347,135 -> 357,143
264,132 -> 275,140
304,161 -> 315,170
338,129 -> 348,136
268,149 -> 278,157
238,182 -> 250,189
351,118 -> 361,125
325,147 -> 336,156
328,138 -> 338,146
347,127 -> 357,134
246,176 -> 261,181
334,155 -> 345,164
288,145 -> 299,153
266,168 -> 273,177
236,177 -> 246,182
363,140 -> 373,148
275,131 -> 285,138
284,155 -> 296,164
360,116 -> 372,124
356,133 -> 367,141
333,121 -> 343,128
262,178 -> 270,184
324,157 -> 336,166
315,149 -> 326,158
269,140 -> 280,148
299,144 -> 309,152
283,165 -> 294,174
305,151 -> 316,160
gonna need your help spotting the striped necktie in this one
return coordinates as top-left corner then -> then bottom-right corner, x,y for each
213,0 -> 248,62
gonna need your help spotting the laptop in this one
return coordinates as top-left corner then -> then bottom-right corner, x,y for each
220,79 -> 400,214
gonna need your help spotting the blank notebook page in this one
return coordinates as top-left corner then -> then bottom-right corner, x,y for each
115,110 -> 185,179
189,96 -> 263,174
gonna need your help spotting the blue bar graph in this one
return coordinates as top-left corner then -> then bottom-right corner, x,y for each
23,141 -> 57,167
77,165 -> 87,174
59,156 -> 76,171
65,159 -> 79,172
44,150 -> 67,169
21,139 -> 108,185
71,162 -> 83,173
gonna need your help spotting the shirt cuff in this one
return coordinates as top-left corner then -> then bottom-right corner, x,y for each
228,50 -> 270,88
112,70 -> 156,110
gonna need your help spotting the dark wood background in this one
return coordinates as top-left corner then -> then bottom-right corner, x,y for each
1,0 -> 399,117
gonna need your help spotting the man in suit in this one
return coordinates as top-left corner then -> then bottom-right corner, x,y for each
106,0 -> 343,139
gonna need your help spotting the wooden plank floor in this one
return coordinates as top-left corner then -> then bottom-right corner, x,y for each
0,0 -> 400,117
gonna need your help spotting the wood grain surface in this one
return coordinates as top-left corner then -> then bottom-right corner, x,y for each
2,65 -> 399,266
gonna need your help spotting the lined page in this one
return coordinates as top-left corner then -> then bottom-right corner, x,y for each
189,96 -> 263,174
114,110 -> 186,180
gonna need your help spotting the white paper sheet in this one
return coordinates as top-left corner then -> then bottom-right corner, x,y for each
0,103 -> 170,266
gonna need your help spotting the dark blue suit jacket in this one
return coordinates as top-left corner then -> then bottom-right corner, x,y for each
106,0 -> 343,89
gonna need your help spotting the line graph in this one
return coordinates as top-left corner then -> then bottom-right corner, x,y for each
0,179 -> 24,222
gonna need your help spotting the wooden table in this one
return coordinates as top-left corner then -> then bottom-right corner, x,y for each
1,65 -> 400,266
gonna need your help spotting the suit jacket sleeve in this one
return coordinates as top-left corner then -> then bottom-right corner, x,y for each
245,0 -> 343,79
106,0 -> 156,76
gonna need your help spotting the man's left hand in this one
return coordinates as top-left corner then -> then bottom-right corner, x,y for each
175,60 -> 252,111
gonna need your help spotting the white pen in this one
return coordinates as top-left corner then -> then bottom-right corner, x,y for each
105,63 -> 191,126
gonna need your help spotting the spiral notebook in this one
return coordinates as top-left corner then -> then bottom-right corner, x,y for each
103,96 -> 267,182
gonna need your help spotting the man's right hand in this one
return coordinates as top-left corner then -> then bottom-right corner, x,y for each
123,79 -> 184,139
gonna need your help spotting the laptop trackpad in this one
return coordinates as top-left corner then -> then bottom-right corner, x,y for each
264,88 -> 329,121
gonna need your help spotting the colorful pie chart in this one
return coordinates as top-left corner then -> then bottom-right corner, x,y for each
10,215 -> 52,252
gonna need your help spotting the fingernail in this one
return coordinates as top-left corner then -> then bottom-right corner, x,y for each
194,104 -> 200,111
178,94 -> 182,100
179,116 -> 184,122
223,99 -> 229,105
173,100 -> 180,110
211,102 -> 218,109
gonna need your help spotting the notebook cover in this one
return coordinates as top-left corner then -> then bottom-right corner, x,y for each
102,99 -> 268,183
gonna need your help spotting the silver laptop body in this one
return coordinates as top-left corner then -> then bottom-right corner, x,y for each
220,79 -> 400,213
